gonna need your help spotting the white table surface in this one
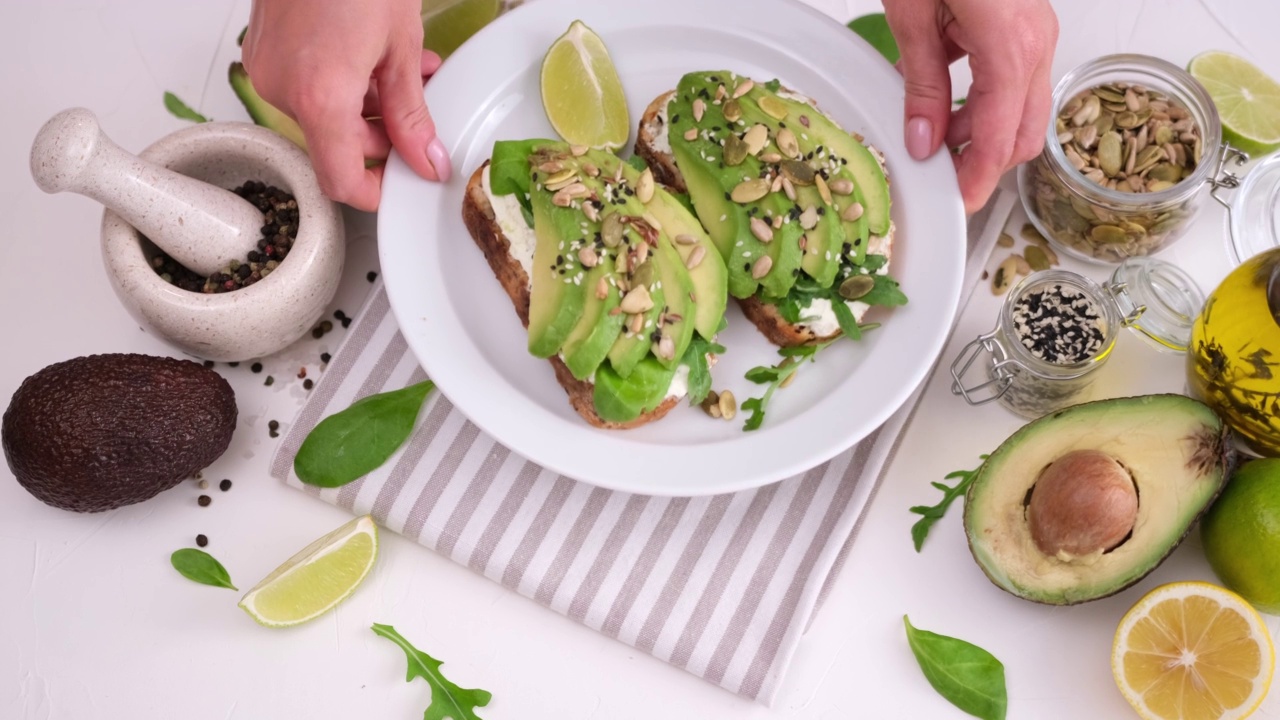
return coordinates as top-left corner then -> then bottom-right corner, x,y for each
3,1 -> 1279,718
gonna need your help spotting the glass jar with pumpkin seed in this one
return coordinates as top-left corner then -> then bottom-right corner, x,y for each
1017,54 -> 1224,264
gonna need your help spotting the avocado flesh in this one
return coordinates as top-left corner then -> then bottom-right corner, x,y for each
593,357 -> 677,424
963,395 -> 1229,606
527,185 -> 588,358
561,253 -> 625,381
649,233 -> 696,369
606,245 -> 666,379
643,192 -> 728,340
229,62 -> 307,151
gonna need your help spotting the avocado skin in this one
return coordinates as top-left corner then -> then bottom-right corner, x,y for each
2,354 -> 237,513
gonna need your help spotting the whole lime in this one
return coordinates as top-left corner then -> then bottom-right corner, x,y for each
1201,458 -> 1280,614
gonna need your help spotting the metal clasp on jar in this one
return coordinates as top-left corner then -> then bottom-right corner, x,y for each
950,328 -> 1019,405
1209,142 -> 1250,208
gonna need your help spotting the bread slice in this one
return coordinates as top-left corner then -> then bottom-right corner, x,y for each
635,89 -> 896,347
461,161 -> 681,429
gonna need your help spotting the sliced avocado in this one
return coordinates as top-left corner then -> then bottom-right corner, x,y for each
561,253 -> 625,381
527,185 -> 588,358
605,252 -> 667,378
963,395 -> 1230,606
772,92 -> 891,237
650,233 -> 696,369
229,62 -> 307,151
794,183 -> 844,287
593,357 -> 677,424
644,191 -> 728,339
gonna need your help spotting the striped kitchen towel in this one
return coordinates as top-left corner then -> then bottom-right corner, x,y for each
269,188 -> 1014,704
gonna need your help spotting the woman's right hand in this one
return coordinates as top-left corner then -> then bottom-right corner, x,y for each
242,0 -> 453,212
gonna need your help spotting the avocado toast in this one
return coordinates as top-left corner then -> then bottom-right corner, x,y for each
634,72 -> 906,346
462,140 -> 729,429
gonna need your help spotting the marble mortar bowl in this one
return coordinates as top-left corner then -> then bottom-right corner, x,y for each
37,111 -> 345,362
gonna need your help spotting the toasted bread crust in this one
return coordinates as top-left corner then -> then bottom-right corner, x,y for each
462,162 -> 679,429
635,91 -> 687,193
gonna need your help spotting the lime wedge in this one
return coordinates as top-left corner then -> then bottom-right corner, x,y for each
1189,50 -> 1280,157
421,0 -> 501,60
540,20 -> 629,151
238,515 -> 378,628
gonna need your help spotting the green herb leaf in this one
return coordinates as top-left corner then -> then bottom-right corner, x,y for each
626,155 -> 648,171
741,397 -> 767,431
764,79 -> 782,93
861,275 -> 909,307
520,203 -> 535,230
372,623 -> 492,720
860,254 -> 890,273
171,548 -> 237,590
489,139 -> 551,198
955,97 -> 967,106
294,381 -> 435,488
164,92 -> 210,123
745,366 -> 781,384
904,616 -> 1007,720
847,13 -> 900,65
830,298 -> 863,340
682,334 -> 726,407
741,341 -> 833,431
236,25 -> 248,47
909,456 -> 987,552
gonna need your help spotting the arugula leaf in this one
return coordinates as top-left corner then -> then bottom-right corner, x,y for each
171,548 -> 237,590
909,456 -> 987,552
830,299 -> 863,340
861,275 -> 909,308
295,381 -> 435,488
682,334 -> 726,407
489,139 -> 551,198
626,155 -> 648,172
847,13 -> 900,65
372,624 -> 492,720
742,342 -> 833,431
860,254 -> 890,273
236,25 -> 247,47
164,92 -> 209,123
904,616 -> 1007,720
764,79 -> 782,93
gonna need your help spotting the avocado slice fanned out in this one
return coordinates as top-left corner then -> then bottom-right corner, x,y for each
963,395 -> 1231,606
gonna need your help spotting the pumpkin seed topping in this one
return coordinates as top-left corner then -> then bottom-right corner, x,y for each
838,274 -> 875,300
731,178 -> 770,203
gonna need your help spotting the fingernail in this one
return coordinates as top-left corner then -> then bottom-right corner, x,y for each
427,137 -> 452,181
906,116 -> 934,160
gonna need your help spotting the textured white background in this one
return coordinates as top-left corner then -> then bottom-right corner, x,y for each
2,0 -> 1279,718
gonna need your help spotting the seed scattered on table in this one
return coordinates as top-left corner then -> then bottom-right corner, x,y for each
219,479 -> 232,492
320,352 -> 331,364
264,375 -> 275,387
303,379 -> 314,390
197,479 -> 208,490
196,534 -> 208,548
367,271 -> 378,283
251,362 -> 263,373
268,419 -> 280,438
197,495 -> 211,507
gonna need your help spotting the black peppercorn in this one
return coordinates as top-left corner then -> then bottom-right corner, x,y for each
320,353 -> 331,364
219,479 -> 232,492
264,375 -> 275,386
251,362 -> 263,373
303,379 -> 314,390
198,495 -> 211,507
196,534 -> 208,547
367,271 -> 378,282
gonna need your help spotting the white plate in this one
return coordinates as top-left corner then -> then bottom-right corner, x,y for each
378,0 -> 965,496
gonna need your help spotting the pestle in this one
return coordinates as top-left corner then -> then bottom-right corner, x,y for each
30,107 -> 265,278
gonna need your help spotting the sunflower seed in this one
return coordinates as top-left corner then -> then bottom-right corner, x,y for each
578,246 -> 599,268
751,255 -> 773,279
596,277 -> 609,300
657,334 -> 676,360
636,168 -> 655,204
686,245 -> 707,269
684,128 -> 699,141
771,174 -> 784,193
693,98 -> 706,122
570,145 -> 589,157
538,161 -> 564,173
582,201 -> 600,222
841,202 -> 864,222
799,205 -> 819,230
733,80 -> 755,98
583,163 -> 600,177
629,313 -> 645,334
781,176 -> 797,201
620,286 -> 654,314
828,178 -> 854,195
750,217 -> 775,243
675,233 -> 698,245
642,211 -> 663,232
552,190 -> 574,207
760,152 -> 783,164
815,174 -> 833,205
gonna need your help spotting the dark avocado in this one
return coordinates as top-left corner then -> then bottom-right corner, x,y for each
2,354 -> 237,513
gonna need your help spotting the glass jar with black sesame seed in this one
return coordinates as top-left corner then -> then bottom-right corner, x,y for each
951,257 -> 1203,419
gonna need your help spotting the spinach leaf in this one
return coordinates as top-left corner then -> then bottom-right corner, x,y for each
682,334 -> 727,407
861,274 -> 909,307
164,92 -> 209,123
171,548 -> 237,590
489,139 -> 551,198
847,13 -> 900,65
372,623 -> 492,720
909,456 -> 987,551
904,616 -> 1007,720
294,381 -> 435,488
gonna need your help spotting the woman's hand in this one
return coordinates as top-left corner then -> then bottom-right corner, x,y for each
885,0 -> 1058,214
242,0 -> 453,211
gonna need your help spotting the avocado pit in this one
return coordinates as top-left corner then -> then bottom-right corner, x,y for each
1026,449 -> 1138,559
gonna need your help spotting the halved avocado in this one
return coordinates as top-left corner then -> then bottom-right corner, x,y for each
963,395 -> 1231,606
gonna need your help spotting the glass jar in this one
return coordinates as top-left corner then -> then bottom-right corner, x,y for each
952,258 -> 1204,419
1187,152 -> 1280,457
1018,54 -> 1225,264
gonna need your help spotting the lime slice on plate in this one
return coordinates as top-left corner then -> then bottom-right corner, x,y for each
238,515 -> 379,628
1189,50 -> 1280,157
421,0 -> 501,60
540,20 -> 630,150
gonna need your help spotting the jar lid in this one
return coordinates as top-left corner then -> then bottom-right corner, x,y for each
1228,151 -> 1280,264
1105,256 -> 1205,353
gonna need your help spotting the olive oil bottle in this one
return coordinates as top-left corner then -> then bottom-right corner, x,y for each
1188,250 -> 1280,456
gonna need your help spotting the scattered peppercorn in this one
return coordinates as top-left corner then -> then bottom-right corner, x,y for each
148,182 -> 301,293
311,326 -> 324,339
251,362 -> 263,373
297,367 -> 307,379
302,379 -> 314,390
198,495 -> 211,507
367,271 -> 378,282
203,360 -> 215,369
340,317 -> 352,329
320,352 -> 331,364
219,479 -> 232,492
198,479 -> 209,490
334,310 -> 348,321
268,419 -> 280,438
228,362 -> 239,368
264,375 -> 275,386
